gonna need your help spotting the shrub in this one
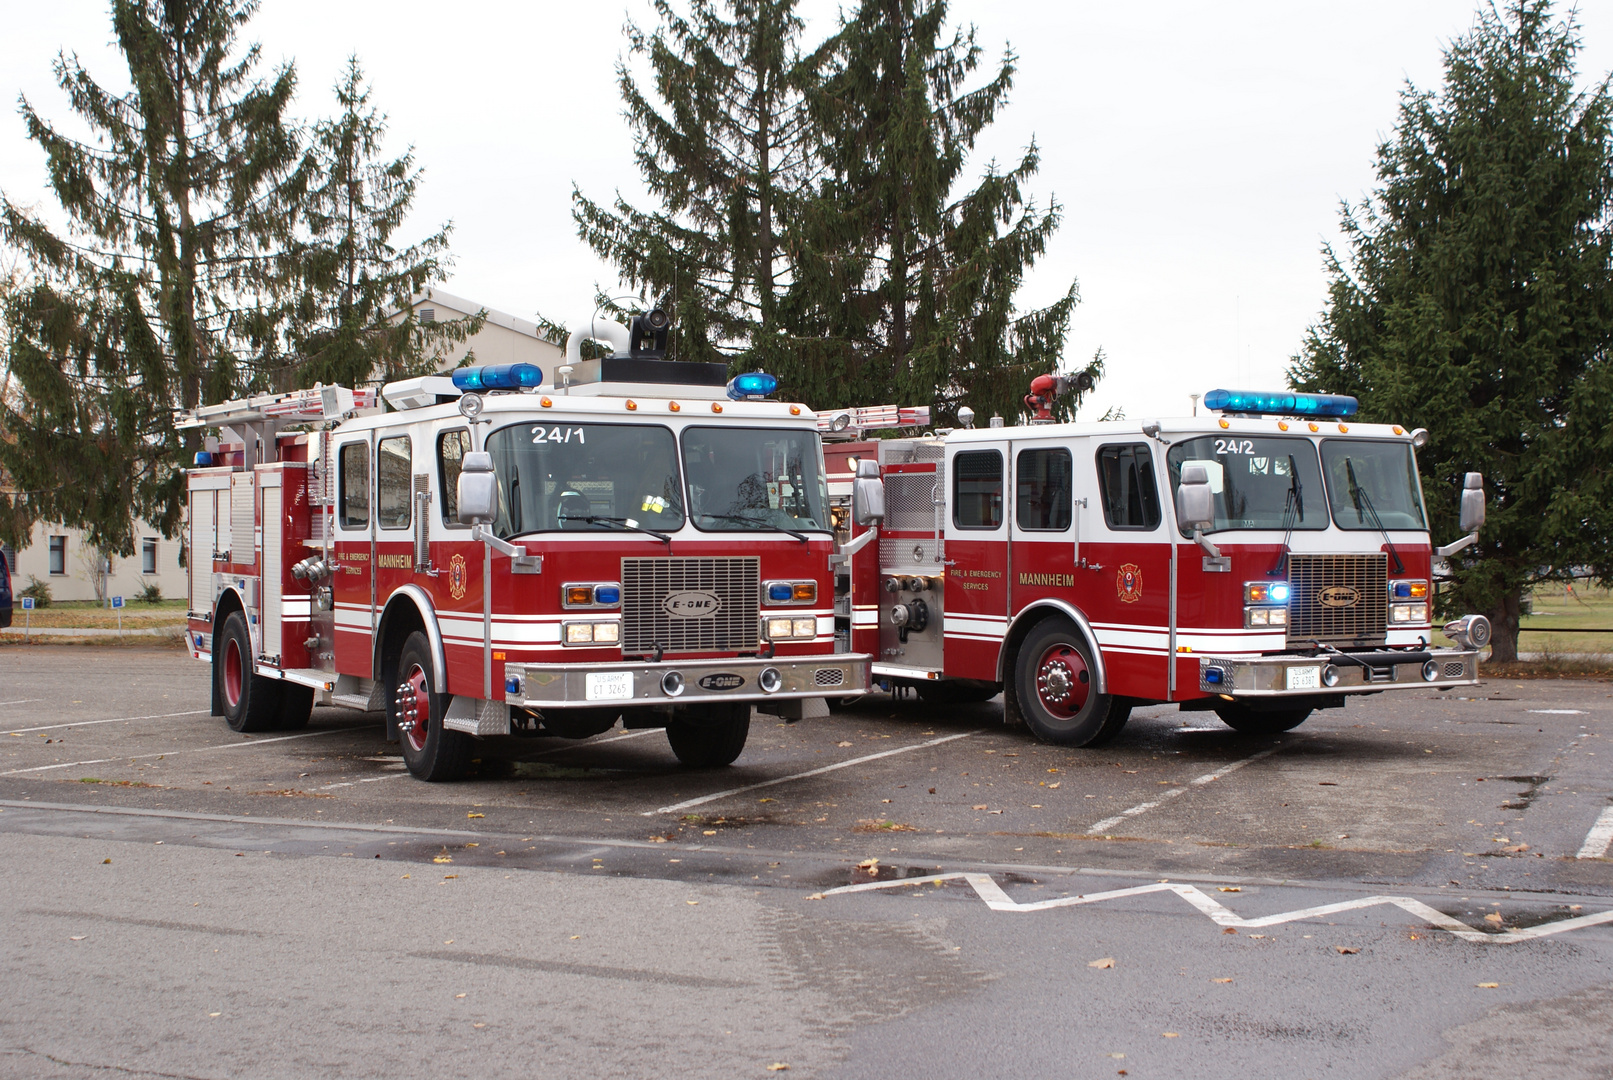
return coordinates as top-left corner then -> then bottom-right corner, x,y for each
138,581 -> 163,604
20,576 -> 52,608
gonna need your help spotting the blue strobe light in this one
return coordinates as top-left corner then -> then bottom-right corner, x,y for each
726,371 -> 780,400
1203,389 -> 1358,418
1269,583 -> 1291,603
452,363 -> 545,392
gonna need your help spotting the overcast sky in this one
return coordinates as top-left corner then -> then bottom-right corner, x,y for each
2,1 -> 1608,420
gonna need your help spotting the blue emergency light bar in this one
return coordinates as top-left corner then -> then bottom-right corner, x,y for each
1204,388 -> 1358,418
726,371 -> 780,400
452,363 -> 544,392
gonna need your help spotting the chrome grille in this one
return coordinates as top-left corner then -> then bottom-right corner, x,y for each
1286,554 -> 1388,644
621,556 -> 759,655
1443,660 -> 1467,678
813,668 -> 845,687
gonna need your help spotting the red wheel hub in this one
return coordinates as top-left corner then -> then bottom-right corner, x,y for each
223,637 -> 244,709
1033,642 -> 1090,719
397,664 -> 430,752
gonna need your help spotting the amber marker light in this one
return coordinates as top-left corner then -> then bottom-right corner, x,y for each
540,396 -> 553,408
1219,418 -> 1230,429
1308,422 -> 1320,432
669,401 -> 681,412
789,405 -> 802,415
626,399 -> 638,411
792,582 -> 816,602
565,586 -> 593,606
711,402 -> 724,413
1393,425 -> 1404,434
1338,423 -> 1349,432
1278,421 -> 1289,431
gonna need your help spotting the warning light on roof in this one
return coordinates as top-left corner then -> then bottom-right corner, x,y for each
1203,389 -> 1358,418
726,371 -> 779,400
452,364 -> 544,391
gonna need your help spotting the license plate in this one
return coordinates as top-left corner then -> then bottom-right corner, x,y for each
585,671 -> 634,701
1286,665 -> 1321,691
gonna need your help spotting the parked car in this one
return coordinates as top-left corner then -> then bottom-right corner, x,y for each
0,548 -> 11,629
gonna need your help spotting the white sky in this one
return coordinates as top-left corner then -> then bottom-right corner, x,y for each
2,1 -> 1608,420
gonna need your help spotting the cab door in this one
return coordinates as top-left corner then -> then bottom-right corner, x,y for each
1008,438 -> 1080,616
331,433 -> 375,675
1081,441 -> 1172,700
941,440 -> 1009,680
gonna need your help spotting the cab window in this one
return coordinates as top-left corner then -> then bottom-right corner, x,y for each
339,442 -> 369,528
376,436 -> 412,529
438,429 -> 471,527
1016,447 -> 1072,531
953,450 -> 1004,529
1096,444 -> 1162,530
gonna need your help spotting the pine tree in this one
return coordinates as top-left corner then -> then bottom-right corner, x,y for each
573,0 -> 816,366
0,0 -> 304,553
790,0 -> 1093,423
1290,0 -> 1613,662
285,59 -> 480,391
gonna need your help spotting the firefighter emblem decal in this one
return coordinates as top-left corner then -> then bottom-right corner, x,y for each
1116,563 -> 1143,604
448,554 -> 468,600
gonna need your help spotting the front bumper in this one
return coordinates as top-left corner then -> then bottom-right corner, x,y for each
505,653 -> 870,709
1198,648 -> 1481,697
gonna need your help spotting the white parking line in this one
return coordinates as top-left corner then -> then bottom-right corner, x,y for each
318,728 -> 661,789
1086,744 -> 1286,834
1577,807 -> 1613,860
828,873 -> 1613,944
1,726 -> 367,775
644,730 -> 982,816
0,700 -> 43,708
5,710 -> 210,736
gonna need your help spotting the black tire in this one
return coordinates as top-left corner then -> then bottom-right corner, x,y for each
392,630 -> 472,781
916,679 -> 1000,705
1213,702 -> 1312,735
277,683 -> 315,731
216,611 -> 282,733
665,703 -> 751,767
1014,618 -> 1129,747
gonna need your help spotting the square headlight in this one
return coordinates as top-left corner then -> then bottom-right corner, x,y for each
594,622 -> 619,643
767,617 -> 794,640
792,617 -> 816,638
1249,608 -> 1269,626
565,622 -> 594,643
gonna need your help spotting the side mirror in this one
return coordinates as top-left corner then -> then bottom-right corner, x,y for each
457,451 -> 498,525
1176,464 -> 1215,531
1458,472 -> 1485,533
853,459 -> 885,526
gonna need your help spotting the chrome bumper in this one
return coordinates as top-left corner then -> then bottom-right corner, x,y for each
1198,649 -> 1481,697
505,653 -> 870,709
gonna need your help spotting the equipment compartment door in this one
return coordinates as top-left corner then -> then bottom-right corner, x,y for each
942,443 -> 1009,680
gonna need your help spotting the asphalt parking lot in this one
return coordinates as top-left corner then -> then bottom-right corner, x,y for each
2,646 -> 1611,1079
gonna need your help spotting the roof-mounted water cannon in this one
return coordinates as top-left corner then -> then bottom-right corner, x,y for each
1025,371 -> 1095,424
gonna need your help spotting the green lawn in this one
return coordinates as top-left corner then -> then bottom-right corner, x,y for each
1518,582 -> 1613,654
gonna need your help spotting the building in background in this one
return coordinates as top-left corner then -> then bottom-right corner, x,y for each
401,288 -> 563,372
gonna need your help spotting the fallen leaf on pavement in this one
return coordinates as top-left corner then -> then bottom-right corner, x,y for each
442,874 -> 458,879
1217,886 -> 1241,892
467,812 -> 484,818
1088,957 -> 1114,969
837,741 -> 854,747
1222,927 -> 1237,935
702,830 -> 717,836
972,804 -> 987,810
928,787 -> 937,794
1485,912 -> 1503,925
1503,844 -> 1529,853
1163,1032 -> 1180,1038
102,859 -> 111,864
767,1065 -> 790,1072
1212,978 -> 1233,983
69,936 -> 86,941
1047,782 -> 1060,789
686,900 -> 699,906
1476,982 -> 1499,989
1335,946 -> 1360,954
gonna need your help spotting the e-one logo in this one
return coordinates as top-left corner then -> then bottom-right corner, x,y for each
1319,585 -> 1361,609
699,673 -> 745,691
663,590 -> 721,618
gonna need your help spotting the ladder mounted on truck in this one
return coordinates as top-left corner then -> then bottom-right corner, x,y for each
175,384 -> 378,468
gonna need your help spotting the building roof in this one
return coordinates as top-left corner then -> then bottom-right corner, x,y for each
409,287 -> 552,342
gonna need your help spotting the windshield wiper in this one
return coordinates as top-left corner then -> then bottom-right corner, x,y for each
698,512 -> 811,544
1345,458 -> 1405,574
572,515 -> 673,545
1269,455 -> 1302,578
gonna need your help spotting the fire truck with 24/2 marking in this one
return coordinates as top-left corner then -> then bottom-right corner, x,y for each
820,380 -> 1494,746
179,307 -> 869,780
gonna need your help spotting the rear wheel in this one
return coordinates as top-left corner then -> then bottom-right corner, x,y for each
217,611 -> 281,733
1213,702 -> 1312,735
392,631 -> 471,781
666,703 -> 751,767
1014,618 -> 1129,747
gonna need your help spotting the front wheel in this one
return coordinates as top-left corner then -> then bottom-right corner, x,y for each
665,703 -> 751,767
217,611 -> 282,733
1014,618 -> 1129,747
392,631 -> 471,781
1213,702 -> 1312,735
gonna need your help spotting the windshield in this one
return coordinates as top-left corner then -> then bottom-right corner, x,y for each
682,426 -> 831,533
485,422 -> 685,539
1320,440 -> 1427,531
1166,436 -> 1328,534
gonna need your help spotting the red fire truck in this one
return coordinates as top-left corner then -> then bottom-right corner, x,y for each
180,310 -> 868,779
822,383 -> 1492,747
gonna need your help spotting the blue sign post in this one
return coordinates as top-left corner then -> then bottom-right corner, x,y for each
111,595 -> 124,635
20,595 -> 33,641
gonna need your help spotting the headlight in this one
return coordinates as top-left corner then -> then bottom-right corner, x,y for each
793,617 -> 816,638
1390,603 -> 1429,624
767,617 -> 795,640
1249,608 -> 1269,626
562,621 -> 620,645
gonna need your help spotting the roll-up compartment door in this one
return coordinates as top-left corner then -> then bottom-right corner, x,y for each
190,489 -> 214,614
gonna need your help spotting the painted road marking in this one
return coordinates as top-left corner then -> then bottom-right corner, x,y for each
4,710 -> 210,736
644,730 -> 982,816
318,728 -> 660,790
1577,807 -> 1613,860
1528,709 -> 1585,715
0,726 -> 367,775
1086,744 -> 1286,834
827,873 -> 1613,945
0,700 -> 43,708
